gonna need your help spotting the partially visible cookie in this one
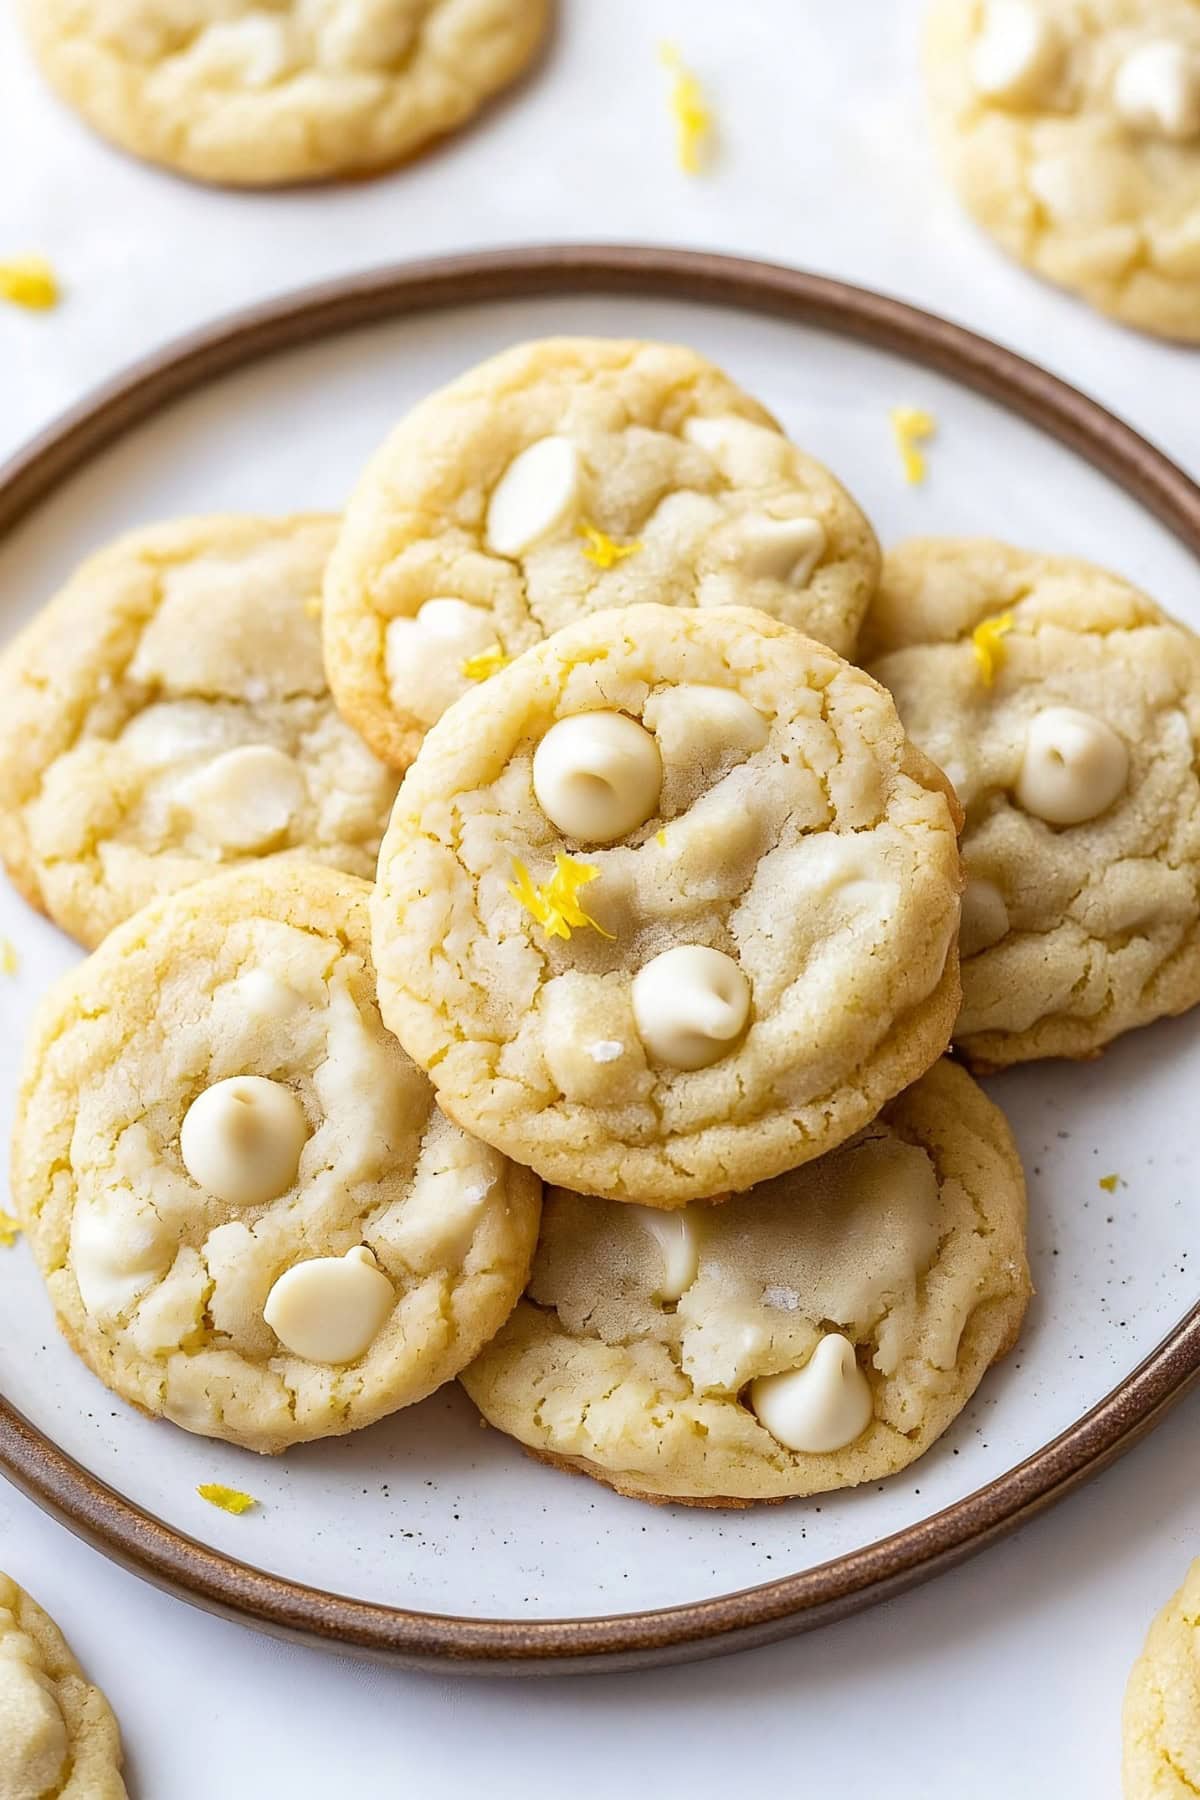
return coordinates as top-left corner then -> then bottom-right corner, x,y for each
462,1059 -> 1030,1506
21,0 -> 551,187
0,1572 -> 126,1800
925,0 -> 1200,340
864,537 -> 1200,1068
0,515 -> 400,949
1123,1559 -> 1200,1798
12,863 -> 541,1454
323,336 -> 882,768
372,602 -> 963,1205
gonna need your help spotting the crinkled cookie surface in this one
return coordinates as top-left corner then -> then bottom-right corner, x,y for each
925,0 -> 1200,338
324,336 -> 881,768
12,863 -> 541,1454
0,515 -> 399,949
0,1572 -> 126,1800
372,603 -> 963,1205
21,0 -> 550,186
1123,1558 -> 1200,1799
462,1059 -> 1030,1504
864,537 -> 1200,1067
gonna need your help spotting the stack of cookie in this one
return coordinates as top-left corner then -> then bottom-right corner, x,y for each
6,335 -> 1200,1508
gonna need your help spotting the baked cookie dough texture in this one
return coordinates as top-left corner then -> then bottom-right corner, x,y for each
21,0 -> 551,186
12,863 -> 541,1454
371,602 -> 963,1206
1123,1558 -> 1200,1799
925,0 -> 1200,339
0,1573 -> 127,1800
462,1059 -> 1031,1504
0,515 -> 399,949
864,537 -> 1200,1068
323,337 -> 882,769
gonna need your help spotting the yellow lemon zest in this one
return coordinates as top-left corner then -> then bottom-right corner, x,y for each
579,519 -> 642,570
890,407 -> 936,485
659,42 -> 713,174
1098,1173 -> 1120,1193
197,1484 -> 258,1515
656,828 -> 668,848
507,854 -> 614,942
303,597 -> 322,619
0,1211 -> 21,1249
461,645 -> 511,681
0,256 -> 59,310
0,937 -> 17,977
970,612 -> 1015,687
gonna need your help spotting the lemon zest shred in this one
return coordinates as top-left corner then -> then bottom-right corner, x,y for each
461,645 -> 511,681
0,1212 -> 21,1249
578,519 -> 643,570
658,42 -> 713,174
507,854 -> 614,942
970,612 -> 1015,687
656,829 -> 668,848
0,256 -> 59,311
197,1483 -> 258,1515
1098,1172 -> 1120,1193
0,937 -> 17,977
890,407 -> 936,485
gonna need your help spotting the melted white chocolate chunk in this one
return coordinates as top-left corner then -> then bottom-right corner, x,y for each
748,1333 -> 873,1453
627,1205 -> 700,1301
71,1189 -> 173,1321
485,437 -> 581,557
1113,40 -> 1200,141
180,1075 -> 308,1206
179,744 -> 307,851
732,514 -> 827,585
631,945 -> 751,1070
263,1245 -> 394,1364
968,0 -> 1061,104
960,877 -> 1010,956
1014,706 -> 1129,825
532,711 -> 662,843
683,414 -> 789,483
385,598 -> 498,717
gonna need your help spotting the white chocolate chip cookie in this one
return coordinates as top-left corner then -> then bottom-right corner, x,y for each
863,537 -> 1200,1069
0,1573 -> 127,1800
0,515 -> 400,949
11,863 -> 541,1454
323,337 -> 882,768
1123,1558 -> 1200,1798
371,603 -> 963,1206
925,0 -> 1200,339
461,1059 -> 1030,1506
20,0 -> 550,187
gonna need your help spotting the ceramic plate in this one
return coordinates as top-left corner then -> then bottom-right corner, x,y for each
1,248 -> 1197,1674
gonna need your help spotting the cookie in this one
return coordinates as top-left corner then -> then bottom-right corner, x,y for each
1123,1559 -> 1200,1798
0,515 -> 400,949
0,1572 -> 126,1800
21,0 -> 550,187
371,602 -> 963,1205
12,863 -> 541,1454
323,336 -> 882,768
925,0 -> 1200,340
462,1059 -> 1030,1506
863,537 -> 1200,1068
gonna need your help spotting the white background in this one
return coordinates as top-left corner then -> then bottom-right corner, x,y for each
0,2 -> 1196,1794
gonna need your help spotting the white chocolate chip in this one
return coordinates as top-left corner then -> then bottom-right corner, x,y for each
627,1204 -> 700,1301
1113,40 -> 1200,141
532,711 -> 663,844
71,1190 -> 173,1321
179,744 -> 307,851
385,598 -> 498,722
969,0 -> 1061,104
485,437 -> 581,556
589,1040 -> 624,1063
683,415 -> 789,482
1014,706 -> 1129,826
731,514 -> 827,586
263,1245 -> 394,1364
631,944 -> 751,1070
961,877 -> 1010,957
120,701 -> 230,768
643,684 -> 769,764
748,1333 -> 873,1454
228,968 -> 304,1023
180,1076 -> 308,1207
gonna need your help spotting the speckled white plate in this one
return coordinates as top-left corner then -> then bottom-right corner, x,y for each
1,249 -> 1197,1674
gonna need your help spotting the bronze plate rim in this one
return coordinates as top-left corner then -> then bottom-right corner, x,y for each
1,244 -> 1198,1675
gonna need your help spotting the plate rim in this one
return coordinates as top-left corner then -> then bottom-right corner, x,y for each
2,242 -> 1198,1675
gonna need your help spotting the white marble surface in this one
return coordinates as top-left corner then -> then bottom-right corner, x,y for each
0,1 -> 1196,1793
